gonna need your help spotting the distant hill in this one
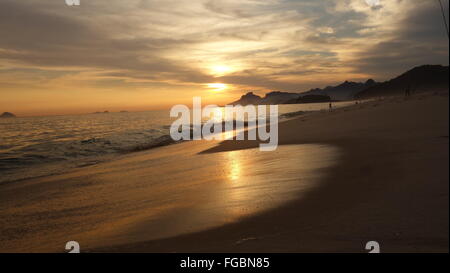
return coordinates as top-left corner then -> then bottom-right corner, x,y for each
355,65 -> 449,99
231,92 -> 262,105
231,91 -> 300,105
0,112 -> 16,118
231,79 -> 375,105
301,79 -> 377,100
259,91 -> 299,104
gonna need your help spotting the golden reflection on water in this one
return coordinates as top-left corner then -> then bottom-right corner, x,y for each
226,151 -> 241,181
213,144 -> 342,221
223,129 -> 235,140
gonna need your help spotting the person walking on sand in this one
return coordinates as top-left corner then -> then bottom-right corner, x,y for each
329,102 -> 332,112
405,85 -> 411,97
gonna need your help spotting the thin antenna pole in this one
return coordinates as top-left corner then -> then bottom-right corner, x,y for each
438,0 -> 449,39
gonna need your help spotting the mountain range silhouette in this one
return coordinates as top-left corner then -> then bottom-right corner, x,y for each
231,64 -> 449,105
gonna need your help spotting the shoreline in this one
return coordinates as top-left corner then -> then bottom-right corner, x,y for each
94,92 -> 449,253
0,92 -> 448,253
0,101 -> 353,186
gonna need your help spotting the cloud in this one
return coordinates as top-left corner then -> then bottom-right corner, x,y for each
0,0 -> 448,100
349,0 -> 449,77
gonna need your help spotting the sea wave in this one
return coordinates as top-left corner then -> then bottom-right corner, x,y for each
0,104 -> 342,184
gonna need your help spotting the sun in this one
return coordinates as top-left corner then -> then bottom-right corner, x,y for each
207,83 -> 227,92
210,65 -> 231,77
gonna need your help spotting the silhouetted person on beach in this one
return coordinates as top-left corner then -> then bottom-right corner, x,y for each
329,102 -> 332,112
405,85 -> 411,97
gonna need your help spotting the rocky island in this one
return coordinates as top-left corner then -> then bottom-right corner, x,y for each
0,112 -> 16,118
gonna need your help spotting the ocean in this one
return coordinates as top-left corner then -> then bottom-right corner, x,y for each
0,101 -> 354,183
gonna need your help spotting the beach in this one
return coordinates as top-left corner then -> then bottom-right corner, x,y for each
1,92 -> 448,253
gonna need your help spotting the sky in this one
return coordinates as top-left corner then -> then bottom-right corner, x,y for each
0,0 -> 448,116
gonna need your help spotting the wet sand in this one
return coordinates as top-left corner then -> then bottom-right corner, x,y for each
1,92 -> 448,253
0,134 -> 341,252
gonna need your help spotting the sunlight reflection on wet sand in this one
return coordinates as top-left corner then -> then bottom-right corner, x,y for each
0,141 -> 341,251
89,143 -> 342,249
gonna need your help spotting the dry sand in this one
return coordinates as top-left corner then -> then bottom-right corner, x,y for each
0,92 -> 448,253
